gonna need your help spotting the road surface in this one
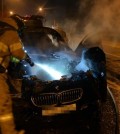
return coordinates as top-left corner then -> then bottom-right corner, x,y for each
102,39 -> 120,132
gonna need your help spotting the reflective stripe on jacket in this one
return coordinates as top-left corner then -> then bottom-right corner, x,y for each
0,30 -> 26,68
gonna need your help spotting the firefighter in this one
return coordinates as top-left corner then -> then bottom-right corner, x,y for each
0,17 -> 33,134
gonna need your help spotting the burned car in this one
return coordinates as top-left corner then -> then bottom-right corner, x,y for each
7,15 -> 107,133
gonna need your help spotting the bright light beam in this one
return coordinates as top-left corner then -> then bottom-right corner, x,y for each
35,63 -> 63,80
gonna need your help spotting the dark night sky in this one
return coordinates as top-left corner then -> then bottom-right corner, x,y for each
5,0 -> 80,14
4,0 -> 93,20
3,0 -> 120,48
2,0 -> 93,32
0,0 -> 95,45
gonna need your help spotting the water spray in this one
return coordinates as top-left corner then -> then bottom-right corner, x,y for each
75,50 -> 89,72
35,63 -> 63,80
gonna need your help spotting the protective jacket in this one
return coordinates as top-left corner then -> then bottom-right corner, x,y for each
0,18 -> 26,69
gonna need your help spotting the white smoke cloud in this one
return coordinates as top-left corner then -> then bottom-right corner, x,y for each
85,0 -> 120,36
62,0 -> 120,50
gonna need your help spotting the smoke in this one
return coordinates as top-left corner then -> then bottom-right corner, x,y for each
25,45 -> 77,80
85,0 -> 120,37
23,39 -> 78,81
75,50 -> 89,72
58,0 -> 120,50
